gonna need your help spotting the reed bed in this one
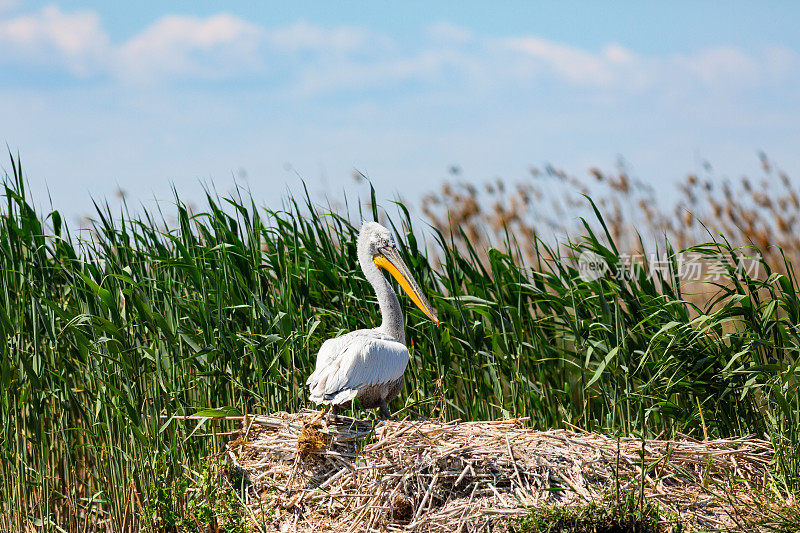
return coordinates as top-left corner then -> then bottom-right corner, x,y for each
422,154 -> 800,277
1,152 -> 799,530
230,410 -> 774,532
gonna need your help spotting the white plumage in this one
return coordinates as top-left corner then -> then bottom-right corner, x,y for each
307,330 -> 409,405
306,222 -> 438,418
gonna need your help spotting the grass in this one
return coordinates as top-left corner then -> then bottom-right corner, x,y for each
509,493 -> 670,533
1,152 -> 799,530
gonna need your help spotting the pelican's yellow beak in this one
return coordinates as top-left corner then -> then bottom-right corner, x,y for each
374,247 -> 439,325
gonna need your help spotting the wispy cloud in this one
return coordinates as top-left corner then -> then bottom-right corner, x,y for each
0,4 -> 796,95
115,14 -> 264,82
0,4 -> 108,76
673,46 -> 763,88
266,21 -> 372,53
500,37 -> 640,87
288,48 -> 475,96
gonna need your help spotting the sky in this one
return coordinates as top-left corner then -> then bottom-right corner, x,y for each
1,1 -> 799,223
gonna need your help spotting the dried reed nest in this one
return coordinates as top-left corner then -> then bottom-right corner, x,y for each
226,410 -> 775,532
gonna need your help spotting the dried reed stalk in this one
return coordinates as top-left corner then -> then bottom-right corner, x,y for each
227,410 -> 775,532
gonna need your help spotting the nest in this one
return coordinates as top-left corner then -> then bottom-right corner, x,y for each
226,410 -> 775,532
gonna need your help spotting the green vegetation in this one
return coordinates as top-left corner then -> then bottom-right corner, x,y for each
144,458 -> 246,533
1,153 -> 799,529
510,493 -> 670,533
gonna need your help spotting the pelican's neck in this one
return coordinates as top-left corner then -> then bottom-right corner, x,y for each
360,253 -> 405,344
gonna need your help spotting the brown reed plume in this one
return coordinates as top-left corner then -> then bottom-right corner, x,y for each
421,154 -> 800,279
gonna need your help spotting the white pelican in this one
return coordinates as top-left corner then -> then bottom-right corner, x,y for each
307,222 -> 439,418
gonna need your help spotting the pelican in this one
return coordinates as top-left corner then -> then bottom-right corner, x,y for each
306,221 -> 439,418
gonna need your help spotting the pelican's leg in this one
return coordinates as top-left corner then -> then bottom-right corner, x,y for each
379,402 -> 392,419
328,405 -> 339,423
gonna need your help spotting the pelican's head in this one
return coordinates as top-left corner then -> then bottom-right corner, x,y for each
358,222 -> 439,325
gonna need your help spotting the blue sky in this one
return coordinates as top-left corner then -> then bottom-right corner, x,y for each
2,1 -> 799,222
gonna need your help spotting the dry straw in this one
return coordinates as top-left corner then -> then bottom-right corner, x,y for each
227,410 -> 774,532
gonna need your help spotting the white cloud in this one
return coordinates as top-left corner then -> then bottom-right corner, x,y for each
500,37 -> 640,87
0,4 -> 109,75
603,44 -> 635,65
673,46 -> 760,87
115,13 -> 264,82
290,48 -> 474,96
0,4 -> 796,98
498,36 -> 799,93
265,21 -> 371,53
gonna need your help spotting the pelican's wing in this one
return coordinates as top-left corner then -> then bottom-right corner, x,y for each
307,332 -> 409,405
